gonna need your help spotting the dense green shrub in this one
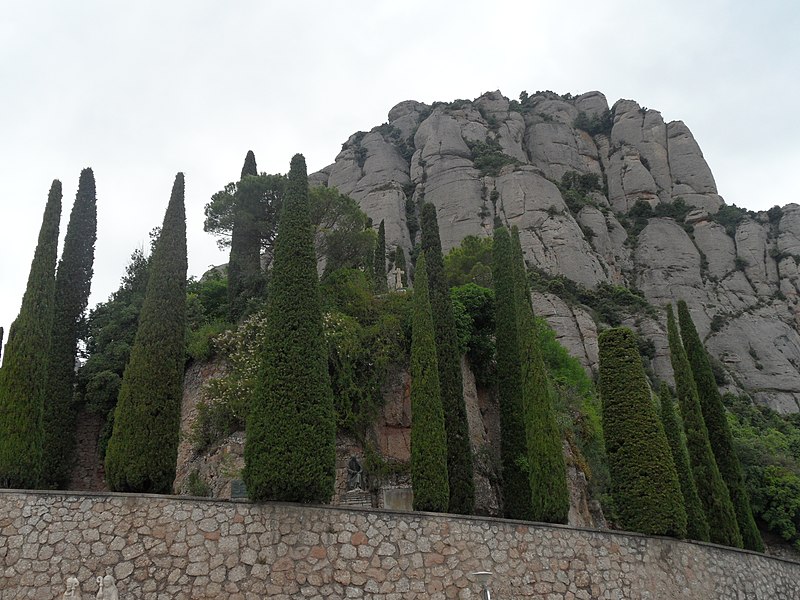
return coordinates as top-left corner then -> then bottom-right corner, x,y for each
573,110 -> 613,136
242,155 -> 336,504
420,203 -> 474,514
451,284 -> 495,387
666,304 -> 742,547
0,181 -> 62,488
678,301 -> 763,551
467,138 -> 520,177
105,173 -> 188,493
40,169 -> 98,489
659,382 -> 710,541
598,327 -> 687,538
711,204 -> 753,237
443,235 -> 493,288
409,253 -> 450,512
492,226 -> 532,519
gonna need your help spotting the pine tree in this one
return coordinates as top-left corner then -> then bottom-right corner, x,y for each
512,227 -> 569,523
242,154 -> 336,503
598,327 -> 687,538
228,150 -> 264,321
493,226 -> 533,520
41,168 -> 98,489
394,246 -> 408,287
658,381 -> 710,541
0,180 -> 62,488
677,300 -> 763,551
667,304 -> 742,547
410,252 -> 450,512
104,173 -> 187,493
420,203 -> 475,514
374,219 -> 388,292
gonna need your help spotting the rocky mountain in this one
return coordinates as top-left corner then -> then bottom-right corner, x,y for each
309,89 -> 800,414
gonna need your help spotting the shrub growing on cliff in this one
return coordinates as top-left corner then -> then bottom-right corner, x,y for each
242,154 -> 336,503
677,300 -> 763,551
666,304 -> 742,547
0,181 -> 61,488
105,173 -> 188,493
658,382 -> 710,541
598,327 -> 687,538
410,252 -> 450,512
41,168 -> 98,489
420,203 -> 474,515
493,225 -> 533,519
512,227 -> 569,523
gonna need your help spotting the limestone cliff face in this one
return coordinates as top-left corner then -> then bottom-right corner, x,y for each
311,90 -> 800,413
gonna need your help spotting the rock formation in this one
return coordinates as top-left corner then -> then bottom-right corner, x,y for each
309,89 -> 800,413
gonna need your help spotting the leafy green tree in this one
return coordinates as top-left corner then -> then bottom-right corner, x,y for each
667,304 -> 742,547
410,252 -> 449,512
0,181 -> 62,488
512,227 -> 569,523
104,173 -> 188,493
374,220 -> 387,292
242,154 -> 336,503
41,168 -> 98,489
312,186 -> 374,275
228,152 -> 266,321
420,203 -> 474,514
394,246 -> 408,287
493,225 -> 532,519
444,235 -> 493,288
598,327 -> 687,538
659,382 -> 710,541
677,300 -> 763,551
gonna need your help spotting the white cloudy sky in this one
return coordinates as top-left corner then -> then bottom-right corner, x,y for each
1,0 -> 798,339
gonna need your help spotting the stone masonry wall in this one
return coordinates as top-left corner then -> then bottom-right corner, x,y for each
1,490 -> 799,599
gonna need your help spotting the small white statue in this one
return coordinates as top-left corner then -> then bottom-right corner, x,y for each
392,267 -> 405,290
63,576 -> 82,599
96,575 -> 118,600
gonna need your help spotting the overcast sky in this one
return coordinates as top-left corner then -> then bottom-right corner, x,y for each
1,0 -> 798,342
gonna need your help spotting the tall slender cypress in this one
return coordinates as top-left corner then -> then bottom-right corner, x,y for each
420,203 -> 475,514
493,226 -> 532,520
228,150 -> 264,321
242,154 -> 336,503
374,219 -> 388,292
598,327 -> 687,538
658,381 -> 710,541
0,327 -> 4,363
104,174 -> 187,493
410,252 -> 450,511
0,181 -> 62,488
667,305 -> 742,547
512,228 -> 569,523
41,168 -> 98,489
677,300 -> 763,551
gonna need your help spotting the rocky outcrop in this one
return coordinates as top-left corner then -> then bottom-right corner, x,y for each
310,90 -> 800,413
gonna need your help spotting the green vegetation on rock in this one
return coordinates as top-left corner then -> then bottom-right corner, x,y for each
104,173 -> 188,493
374,219 -> 387,292
598,327 -> 687,538
0,181 -> 62,488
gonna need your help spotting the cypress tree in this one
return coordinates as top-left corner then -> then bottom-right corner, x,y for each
658,381 -> 710,541
493,225 -> 532,520
677,300 -> 763,551
104,173 -> 187,493
0,327 -> 4,363
41,168 -> 98,489
667,305 -> 742,547
598,327 -> 687,538
374,219 -> 388,292
394,246 -> 408,287
512,227 -> 569,523
228,150 -> 264,321
420,203 -> 475,514
410,252 -> 450,512
242,154 -> 336,503
0,180 -> 62,488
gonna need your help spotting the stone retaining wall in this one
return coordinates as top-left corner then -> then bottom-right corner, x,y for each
1,490 -> 798,599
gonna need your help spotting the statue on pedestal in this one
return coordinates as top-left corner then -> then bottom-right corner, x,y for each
63,576 -> 82,600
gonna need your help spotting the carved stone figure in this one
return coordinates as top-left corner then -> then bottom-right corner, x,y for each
96,575 -> 118,600
346,455 -> 364,491
392,267 -> 405,290
63,576 -> 82,600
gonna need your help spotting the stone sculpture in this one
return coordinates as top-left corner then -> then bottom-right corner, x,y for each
346,455 -> 364,491
63,576 -> 82,599
392,267 -> 405,290
96,574 -> 119,600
